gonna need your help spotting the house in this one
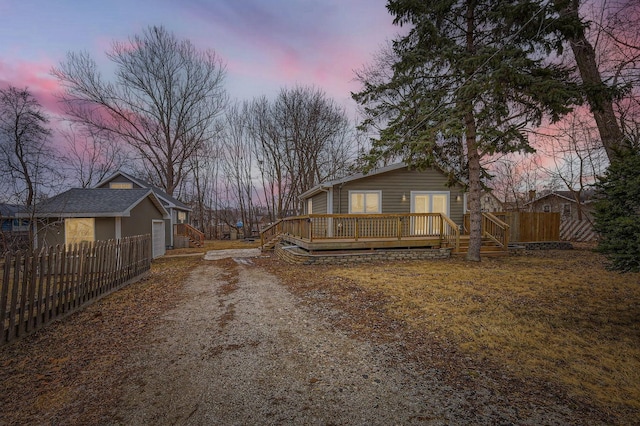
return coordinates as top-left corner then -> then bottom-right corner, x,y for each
0,203 -> 30,233
525,190 -> 595,221
259,163 -> 513,259
21,188 -> 169,258
478,191 -> 504,212
300,163 -> 466,222
0,203 -> 31,251
95,171 -> 192,248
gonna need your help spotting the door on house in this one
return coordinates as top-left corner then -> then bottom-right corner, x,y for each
411,192 -> 449,235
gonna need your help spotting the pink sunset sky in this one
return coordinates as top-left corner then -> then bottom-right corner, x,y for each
0,0 -> 398,119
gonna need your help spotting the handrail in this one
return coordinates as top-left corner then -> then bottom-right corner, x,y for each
440,214 -> 461,253
175,223 -> 205,247
259,219 -> 283,248
481,212 -> 509,248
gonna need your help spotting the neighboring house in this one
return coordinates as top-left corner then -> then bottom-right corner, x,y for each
525,190 -> 595,221
0,203 -> 31,251
0,203 -> 30,233
464,191 -> 504,213
300,163 -> 466,225
525,190 -> 597,241
95,171 -> 191,248
20,188 -> 169,258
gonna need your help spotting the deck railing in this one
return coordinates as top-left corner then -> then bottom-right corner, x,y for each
264,213 -> 461,251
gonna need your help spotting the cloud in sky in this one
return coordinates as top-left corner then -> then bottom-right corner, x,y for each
0,0 -> 396,112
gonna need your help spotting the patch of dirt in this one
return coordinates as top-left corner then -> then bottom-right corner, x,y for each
0,250 -> 614,425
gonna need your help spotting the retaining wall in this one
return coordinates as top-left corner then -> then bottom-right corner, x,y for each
275,244 -> 451,265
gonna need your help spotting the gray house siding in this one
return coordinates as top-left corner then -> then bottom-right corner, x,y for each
122,197 -> 163,239
95,217 -> 114,241
38,219 -> 65,247
310,192 -> 328,214
329,167 -> 465,225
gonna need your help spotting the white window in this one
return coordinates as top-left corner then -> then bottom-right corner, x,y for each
177,211 -> 187,223
109,182 -> 133,189
65,218 -> 95,246
349,191 -> 381,214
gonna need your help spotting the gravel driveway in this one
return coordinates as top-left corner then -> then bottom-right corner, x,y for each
111,250 -> 590,425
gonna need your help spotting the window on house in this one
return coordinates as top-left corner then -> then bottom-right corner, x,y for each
177,211 -> 187,223
563,203 -> 571,216
109,182 -> 133,189
307,198 -> 313,214
349,191 -> 381,214
543,204 -> 551,212
65,218 -> 95,246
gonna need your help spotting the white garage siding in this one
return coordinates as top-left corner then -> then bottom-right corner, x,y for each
152,220 -> 166,258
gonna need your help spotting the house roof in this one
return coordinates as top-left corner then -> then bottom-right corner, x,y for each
300,163 -> 412,199
95,171 -> 191,212
0,203 -> 22,218
525,190 -> 595,206
19,188 -> 169,219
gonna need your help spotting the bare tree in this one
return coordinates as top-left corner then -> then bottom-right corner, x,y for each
52,25 -> 228,196
0,86 -> 57,206
537,112 -> 608,220
60,123 -> 129,188
220,102 -> 257,236
553,0 -> 639,160
489,154 -> 548,211
249,86 -> 355,219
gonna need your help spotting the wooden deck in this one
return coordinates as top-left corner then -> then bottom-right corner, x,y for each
261,213 -> 510,256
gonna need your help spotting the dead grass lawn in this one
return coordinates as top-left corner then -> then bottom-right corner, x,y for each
267,248 -> 640,422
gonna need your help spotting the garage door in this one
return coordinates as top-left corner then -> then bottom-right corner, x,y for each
152,220 -> 166,258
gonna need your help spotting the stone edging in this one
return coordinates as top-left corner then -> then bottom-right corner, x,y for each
274,244 -> 451,265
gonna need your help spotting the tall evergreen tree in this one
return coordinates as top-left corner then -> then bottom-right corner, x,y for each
353,0 -> 579,260
593,150 -> 640,273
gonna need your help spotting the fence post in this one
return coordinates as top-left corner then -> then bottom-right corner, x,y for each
1,251 -> 11,343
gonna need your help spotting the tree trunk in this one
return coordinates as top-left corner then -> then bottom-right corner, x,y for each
555,0 -> 627,161
465,111 -> 482,262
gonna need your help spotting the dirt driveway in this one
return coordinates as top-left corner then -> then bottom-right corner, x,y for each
110,250 -> 586,425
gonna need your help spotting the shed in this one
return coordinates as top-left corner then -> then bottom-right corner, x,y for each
21,188 -> 169,258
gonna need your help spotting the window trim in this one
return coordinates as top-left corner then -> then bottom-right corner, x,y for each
348,190 -> 382,214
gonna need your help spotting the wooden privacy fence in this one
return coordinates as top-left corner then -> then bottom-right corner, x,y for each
1,235 -> 151,346
465,212 -> 560,242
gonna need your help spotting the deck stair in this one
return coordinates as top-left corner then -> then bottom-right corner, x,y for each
261,234 -> 282,251
456,236 -> 508,256
175,223 -> 205,248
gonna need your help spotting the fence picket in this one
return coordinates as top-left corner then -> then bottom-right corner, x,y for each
26,252 -> 37,332
44,246 -> 54,323
1,251 -> 11,342
7,252 -> 21,341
